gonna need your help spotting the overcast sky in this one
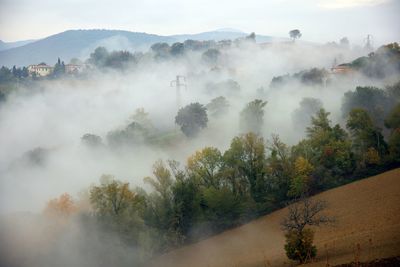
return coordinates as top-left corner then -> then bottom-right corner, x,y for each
0,0 -> 399,45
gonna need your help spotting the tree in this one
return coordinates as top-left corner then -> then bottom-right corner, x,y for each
201,187 -> 242,232
175,103 -> 208,137
90,175 -> 145,246
342,86 -> 394,128
306,108 -> 331,139
88,46 -> 109,67
107,121 -> 148,147
223,133 -> 267,206
346,108 -> 387,160
202,49 -> 221,65
130,108 -> 154,130
81,133 -> 103,147
206,96 -> 229,118
302,109 -> 354,188
289,29 -> 302,42
0,66 -> 14,83
104,50 -> 136,69
187,147 -> 223,189
292,97 -> 323,133
240,99 -> 267,134
170,42 -> 185,57
171,163 -> 201,242
44,193 -> 77,218
265,135 -> 293,205
144,160 -> 182,248
384,103 -> 400,130
90,175 -> 139,217
52,58 -> 66,78
281,198 -> 333,264
288,157 -> 314,197
151,42 -> 170,59
384,103 -> 400,161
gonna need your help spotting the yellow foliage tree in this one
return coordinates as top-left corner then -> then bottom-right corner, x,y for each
364,147 -> 380,165
289,157 -> 314,197
90,175 -> 138,217
187,147 -> 223,189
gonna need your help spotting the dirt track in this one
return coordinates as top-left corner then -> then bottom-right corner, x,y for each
150,168 -> 400,267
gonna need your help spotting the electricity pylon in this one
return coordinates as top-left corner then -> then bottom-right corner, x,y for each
170,75 -> 187,110
364,34 -> 373,51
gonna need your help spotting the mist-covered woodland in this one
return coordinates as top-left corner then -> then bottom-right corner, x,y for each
0,34 -> 400,267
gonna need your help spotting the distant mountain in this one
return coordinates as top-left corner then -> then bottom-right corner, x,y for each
0,29 -> 276,67
0,39 -> 36,52
0,30 -> 176,67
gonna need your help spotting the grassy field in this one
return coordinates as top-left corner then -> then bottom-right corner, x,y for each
150,168 -> 400,267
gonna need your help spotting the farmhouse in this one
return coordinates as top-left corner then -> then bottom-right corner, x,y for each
331,63 -> 353,75
65,64 -> 84,74
27,63 -> 54,77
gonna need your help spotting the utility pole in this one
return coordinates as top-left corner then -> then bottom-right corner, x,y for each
364,34 -> 373,52
170,75 -> 187,110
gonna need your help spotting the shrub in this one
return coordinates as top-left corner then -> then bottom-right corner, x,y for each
284,228 -> 317,264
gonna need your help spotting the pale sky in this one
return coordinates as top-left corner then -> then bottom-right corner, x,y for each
0,0 -> 399,46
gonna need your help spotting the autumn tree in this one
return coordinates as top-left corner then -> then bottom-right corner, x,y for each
44,193 -> 77,218
90,175 -> 147,247
288,157 -> 314,197
90,175 -> 140,217
187,147 -> 224,189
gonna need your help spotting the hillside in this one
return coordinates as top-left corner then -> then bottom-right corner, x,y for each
0,29 -> 274,67
0,29 -> 175,67
150,169 -> 400,267
0,39 -> 35,51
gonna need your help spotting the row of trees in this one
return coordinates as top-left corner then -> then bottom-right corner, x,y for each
70,98 -> 400,260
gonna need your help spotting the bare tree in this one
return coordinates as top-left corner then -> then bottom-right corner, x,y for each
282,197 -> 334,233
281,197 -> 335,263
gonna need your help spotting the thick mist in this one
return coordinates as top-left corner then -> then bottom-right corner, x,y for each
0,42 -> 386,212
0,40 -> 396,266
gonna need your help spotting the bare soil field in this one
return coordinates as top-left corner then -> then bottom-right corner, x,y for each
150,168 -> 400,267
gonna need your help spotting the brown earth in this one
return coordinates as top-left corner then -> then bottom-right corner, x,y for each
150,168 -> 400,267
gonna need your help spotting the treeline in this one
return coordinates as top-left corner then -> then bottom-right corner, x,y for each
0,65 -> 29,102
44,83 -> 400,262
270,42 -> 400,88
86,33 -> 256,70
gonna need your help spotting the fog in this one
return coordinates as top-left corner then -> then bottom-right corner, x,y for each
0,39 -> 397,266
0,41 -> 390,212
